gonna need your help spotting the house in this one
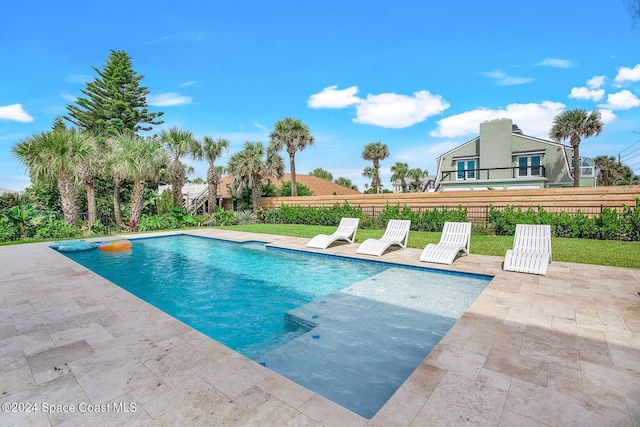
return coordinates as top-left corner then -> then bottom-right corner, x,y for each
434,118 -> 596,191
159,173 -> 360,213
391,176 -> 438,193
0,187 -> 20,196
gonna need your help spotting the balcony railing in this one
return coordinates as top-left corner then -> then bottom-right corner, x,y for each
440,165 -> 546,182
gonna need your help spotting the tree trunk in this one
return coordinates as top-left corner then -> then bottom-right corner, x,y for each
78,163 -> 96,226
207,165 -> 216,213
251,182 -> 262,211
57,170 -> 79,225
289,151 -> 297,197
130,180 -> 144,224
85,182 -> 96,226
172,160 -> 185,207
113,177 -> 122,226
572,138 -> 581,187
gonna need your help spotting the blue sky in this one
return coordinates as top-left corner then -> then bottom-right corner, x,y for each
2,0 -> 640,192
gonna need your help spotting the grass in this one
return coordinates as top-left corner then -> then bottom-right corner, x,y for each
222,223 -> 640,269
4,223 -> 638,269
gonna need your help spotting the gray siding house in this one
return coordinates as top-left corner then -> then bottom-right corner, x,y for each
434,118 -> 596,191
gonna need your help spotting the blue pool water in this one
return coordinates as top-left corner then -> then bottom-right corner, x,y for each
60,234 -> 491,418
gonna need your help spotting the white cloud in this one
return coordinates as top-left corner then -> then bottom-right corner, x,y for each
568,87 -> 605,101
538,58 -> 575,68
430,101 -> 566,138
60,91 -> 76,102
66,74 -> 92,84
353,91 -> 450,129
0,104 -> 34,123
395,141 -> 458,169
483,70 -> 535,86
307,85 -> 360,108
179,81 -> 197,87
587,75 -> 605,89
253,122 -> 267,130
147,93 -> 192,107
598,90 -> 640,110
614,64 -> 640,84
599,109 -> 617,124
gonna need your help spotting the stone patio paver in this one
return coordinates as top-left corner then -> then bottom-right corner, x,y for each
0,229 -> 638,426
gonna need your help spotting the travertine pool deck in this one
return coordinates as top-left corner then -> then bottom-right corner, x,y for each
1,229 -> 639,426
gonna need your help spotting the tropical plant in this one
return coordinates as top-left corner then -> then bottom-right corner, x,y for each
201,206 -> 237,226
198,136 -> 229,213
159,126 -> 199,207
106,131 -> 169,224
65,49 -> 164,135
277,181 -> 313,197
226,141 -> 284,211
390,162 -> 409,192
12,128 -> 95,224
594,155 -> 622,186
362,141 -> 389,193
269,117 -> 315,197
549,109 -> 604,187
155,189 -> 173,215
362,166 -> 376,190
309,167 -> 333,181
235,210 -> 257,225
408,168 -> 429,192
334,177 -> 358,191
4,196 -> 35,239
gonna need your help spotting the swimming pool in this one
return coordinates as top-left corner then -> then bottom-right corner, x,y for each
59,234 -> 491,418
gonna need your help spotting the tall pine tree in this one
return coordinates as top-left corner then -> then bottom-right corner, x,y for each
65,50 -> 163,135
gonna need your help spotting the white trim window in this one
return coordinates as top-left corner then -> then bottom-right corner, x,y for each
456,159 -> 476,180
572,157 -> 595,177
517,154 -> 542,177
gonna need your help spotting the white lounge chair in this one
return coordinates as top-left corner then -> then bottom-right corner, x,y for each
306,218 -> 360,249
503,224 -> 552,275
356,219 -> 411,256
419,222 -> 471,265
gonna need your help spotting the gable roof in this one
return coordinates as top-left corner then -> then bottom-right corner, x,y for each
218,173 -> 361,197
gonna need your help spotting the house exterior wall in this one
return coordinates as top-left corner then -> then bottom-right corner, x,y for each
436,118 -> 596,191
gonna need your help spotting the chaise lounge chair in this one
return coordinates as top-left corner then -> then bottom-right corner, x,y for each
503,224 -> 552,275
306,218 -> 360,249
356,219 -> 411,256
419,221 -> 471,265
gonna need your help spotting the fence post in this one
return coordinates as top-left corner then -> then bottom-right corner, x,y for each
485,205 -> 489,228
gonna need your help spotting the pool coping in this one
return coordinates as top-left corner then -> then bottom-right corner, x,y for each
1,228 -> 639,426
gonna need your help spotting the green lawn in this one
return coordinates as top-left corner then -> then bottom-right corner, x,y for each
222,223 -> 640,269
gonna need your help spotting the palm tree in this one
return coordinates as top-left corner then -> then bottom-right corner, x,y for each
107,131 -> 169,224
549,109 -> 604,187
269,117 -> 315,197
227,142 -> 284,211
362,166 -> 376,191
390,162 -> 409,192
408,168 -> 429,192
159,126 -> 199,206
70,130 -> 100,225
199,136 -> 229,213
12,128 -> 95,224
362,142 -> 389,193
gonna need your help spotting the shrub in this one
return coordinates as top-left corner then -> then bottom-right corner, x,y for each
0,217 -> 19,242
235,210 -> 257,225
264,203 -> 367,227
488,200 -> 640,241
32,219 -> 80,239
201,207 -> 237,226
378,204 -> 468,232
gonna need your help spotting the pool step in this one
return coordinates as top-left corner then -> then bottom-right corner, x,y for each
259,290 -> 455,419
